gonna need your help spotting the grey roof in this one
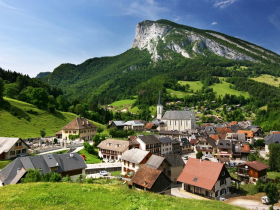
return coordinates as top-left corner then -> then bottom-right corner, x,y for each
137,135 -> 161,145
124,121 -> 144,126
180,138 -> 191,147
216,140 -> 233,149
112,121 -> 125,126
265,134 -> 280,145
204,126 -> 216,134
230,125 -> 242,133
157,136 -> 173,144
0,153 -> 86,185
164,154 -> 185,167
206,137 -> 217,148
162,111 -> 195,120
226,133 -> 246,143
121,148 -> 150,164
145,155 -> 164,169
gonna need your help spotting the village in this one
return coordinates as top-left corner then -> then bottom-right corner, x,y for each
0,93 -> 278,209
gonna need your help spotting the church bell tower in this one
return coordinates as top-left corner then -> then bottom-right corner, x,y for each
157,92 -> 163,120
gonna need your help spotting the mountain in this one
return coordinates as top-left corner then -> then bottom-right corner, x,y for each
40,19 -> 280,106
35,72 -> 51,78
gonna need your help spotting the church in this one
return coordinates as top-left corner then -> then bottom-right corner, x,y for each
156,93 -> 196,132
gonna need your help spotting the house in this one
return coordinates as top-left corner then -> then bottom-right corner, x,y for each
180,138 -> 192,154
134,135 -> 161,156
210,135 -> 220,142
237,130 -> 255,144
61,117 -> 97,141
236,161 -> 269,184
172,139 -> 181,154
0,137 -> 29,160
124,121 -> 145,131
145,154 -> 185,183
177,158 -> 232,199
0,153 -> 87,186
216,140 -> 233,158
204,126 -> 216,135
157,93 -> 196,131
216,127 -> 233,139
55,131 -> 62,139
157,136 -> 173,156
232,144 -> 250,161
251,127 -> 264,137
108,121 -> 125,130
97,139 -> 139,161
131,165 -> 171,193
121,148 -> 151,176
264,133 -> 280,153
225,133 -> 246,145
195,136 -> 216,155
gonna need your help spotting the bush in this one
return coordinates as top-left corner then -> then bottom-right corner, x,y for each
62,174 -> 73,183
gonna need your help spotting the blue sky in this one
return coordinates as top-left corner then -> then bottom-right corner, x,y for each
0,0 -> 280,77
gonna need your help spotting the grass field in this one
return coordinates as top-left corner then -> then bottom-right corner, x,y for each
0,182 -> 245,210
0,159 -> 13,169
178,81 -> 203,92
0,98 -> 107,138
211,82 -> 250,98
267,171 -> 280,180
166,88 -> 189,99
251,74 -> 280,87
77,148 -> 101,164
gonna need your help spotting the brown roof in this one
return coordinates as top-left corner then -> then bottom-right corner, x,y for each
144,123 -> 155,129
237,130 -> 254,138
228,121 -> 238,126
97,139 -> 130,152
62,117 -> 96,130
190,139 -> 197,144
216,127 -> 233,139
56,130 -> 62,135
177,158 -> 224,191
238,161 -> 269,171
210,135 -> 220,141
131,165 -> 162,189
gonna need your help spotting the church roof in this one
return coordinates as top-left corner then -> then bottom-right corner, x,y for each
162,111 -> 195,120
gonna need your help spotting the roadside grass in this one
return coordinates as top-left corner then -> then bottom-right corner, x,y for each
0,159 -> 13,169
0,182 -> 245,210
77,149 -> 101,164
251,74 -> 280,87
0,97 -> 107,138
110,171 -> 122,176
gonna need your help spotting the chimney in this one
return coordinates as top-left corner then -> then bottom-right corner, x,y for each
200,159 -> 202,163
70,153 -> 73,158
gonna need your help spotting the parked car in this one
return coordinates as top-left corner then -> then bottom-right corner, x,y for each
17,153 -> 28,157
184,156 -> 188,160
262,196 -> 269,204
204,154 -> 212,158
203,158 -> 210,161
99,171 -> 108,176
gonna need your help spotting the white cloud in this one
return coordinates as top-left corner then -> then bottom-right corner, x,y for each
121,0 -> 169,20
0,0 -> 21,11
174,15 -> 182,22
269,7 -> 280,32
212,22 -> 218,25
213,0 -> 237,9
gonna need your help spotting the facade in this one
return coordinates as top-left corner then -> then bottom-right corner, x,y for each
108,121 -> 125,130
180,138 -> 192,154
225,133 -> 246,145
236,161 -> 269,184
97,139 -> 139,161
0,153 -> 87,186
0,137 -> 29,160
216,140 -> 233,158
131,165 -> 171,193
157,136 -> 173,156
195,136 -> 216,155
177,158 -> 231,199
134,135 -> 161,156
121,148 -> 151,175
237,130 -> 255,144
61,117 -> 97,141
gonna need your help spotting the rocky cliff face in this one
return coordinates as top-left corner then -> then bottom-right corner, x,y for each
131,20 -> 278,63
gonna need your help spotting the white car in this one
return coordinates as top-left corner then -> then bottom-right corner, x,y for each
262,196 -> 269,204
99,171 -> 108,176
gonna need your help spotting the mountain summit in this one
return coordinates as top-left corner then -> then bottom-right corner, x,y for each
131,20 -> 279,63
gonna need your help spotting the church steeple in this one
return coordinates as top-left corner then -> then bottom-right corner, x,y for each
157,92 -> 163,120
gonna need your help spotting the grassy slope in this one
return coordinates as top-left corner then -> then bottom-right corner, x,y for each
251,74 -> 280,87
0,98 -> 106,138
178,81 -> 204,92
77,148 -> 101,164
0,182 -> 244,210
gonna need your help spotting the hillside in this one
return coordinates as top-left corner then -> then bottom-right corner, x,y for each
41,19 -> 280,106
0,182 -> 244,210
0,97 -> 104,138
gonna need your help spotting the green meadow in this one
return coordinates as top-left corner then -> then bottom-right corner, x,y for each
0,97 -> 106,138
251,74 -> 280,87
0,182 -> 245,210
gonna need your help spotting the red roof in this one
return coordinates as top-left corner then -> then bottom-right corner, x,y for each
228,121 -> 238,126
237,130 -> 254,138
190,139 -> 197,144
177,158 -> 224,191
144,123 -> 154,129
241,145 -> 250,153
216,127 -> 233,139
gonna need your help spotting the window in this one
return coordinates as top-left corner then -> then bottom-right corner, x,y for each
227,187 -> 230,193
221,189 -> 226,195
221,171 -> 225,176
16,150 -> 21,154
69,131 -> 72,134
220,179 -> 226,186
73,131 -> 76,134
15,142 -> 19,147
10,151 -> 15,156
65,131 -> 68,133
132,163 -> 135,168
19,142 -> 22,146
22,149 -> 26,153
